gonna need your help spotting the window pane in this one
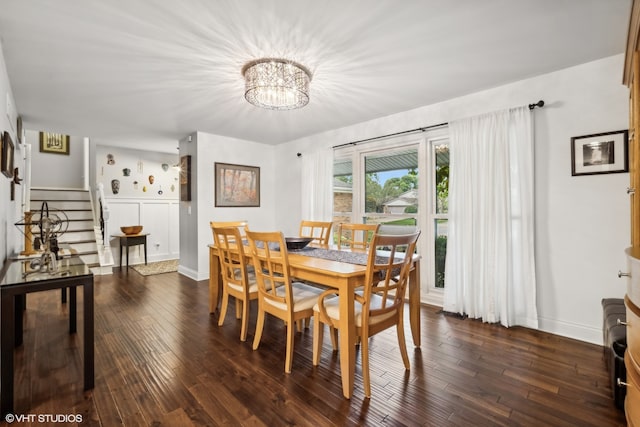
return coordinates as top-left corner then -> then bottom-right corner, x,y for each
435,144 -> 449,214
435,219 -> 448,288
363,148 -> 418,228
333,158 -> 352,225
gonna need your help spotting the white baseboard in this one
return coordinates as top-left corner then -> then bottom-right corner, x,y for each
537,316 -> 602,346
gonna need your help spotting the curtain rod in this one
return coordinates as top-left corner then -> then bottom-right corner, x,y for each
332,99 -> 544,150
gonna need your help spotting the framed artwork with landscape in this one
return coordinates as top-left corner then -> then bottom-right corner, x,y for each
571,130 -> 628,176
215,162 -> 260,207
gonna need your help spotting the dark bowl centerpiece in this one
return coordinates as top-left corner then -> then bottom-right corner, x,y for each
285,237 -> 313,250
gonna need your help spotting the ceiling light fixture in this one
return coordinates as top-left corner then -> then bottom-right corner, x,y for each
241,58 -> 312,110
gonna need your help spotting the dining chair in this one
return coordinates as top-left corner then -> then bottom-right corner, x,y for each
299,220 -> 332,248
211,226 -> 257,342
312,230 -> 421,398
210,220 -> 249,241
377,224 -> 418,235
246,229 -> 325,373
336,223 -> 380,250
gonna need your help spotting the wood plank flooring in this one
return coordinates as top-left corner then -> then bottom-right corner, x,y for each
3,269 -> 627,426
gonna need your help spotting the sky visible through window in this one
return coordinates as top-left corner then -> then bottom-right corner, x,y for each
376,169 -> 409,184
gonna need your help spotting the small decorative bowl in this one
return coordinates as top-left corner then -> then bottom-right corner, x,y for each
121,225 -> 143,235
285,237 -> 313,250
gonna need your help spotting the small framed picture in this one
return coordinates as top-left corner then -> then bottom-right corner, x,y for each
571,130 -> 628,176
1,131 -> 14,178
180,155 -> 192,202
215,162 -> 260,207
40,132 -> 70,155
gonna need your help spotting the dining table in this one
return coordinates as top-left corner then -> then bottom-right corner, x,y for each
208,242 -> 421,399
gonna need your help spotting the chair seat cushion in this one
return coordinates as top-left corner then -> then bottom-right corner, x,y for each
227,270 -> 258,293
314,293 -> 397,327
264,282 -> 324,312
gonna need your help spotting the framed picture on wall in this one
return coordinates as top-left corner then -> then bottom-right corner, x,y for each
180,155 -> 192,201
1,131 -> 15,178
571,130 -> 629,176
215,162 -> 260,207
40,132 -> 70,155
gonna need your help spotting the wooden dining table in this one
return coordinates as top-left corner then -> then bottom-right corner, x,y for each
208,243 -> 421,399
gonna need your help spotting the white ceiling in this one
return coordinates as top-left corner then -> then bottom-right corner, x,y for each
0,0 -> 632,150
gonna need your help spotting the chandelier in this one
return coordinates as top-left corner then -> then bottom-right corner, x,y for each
241,58 -> 312,110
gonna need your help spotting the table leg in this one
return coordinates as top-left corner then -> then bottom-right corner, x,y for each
61,287 -> 67,304
144,238 -> 148,265
69,286 -> 77,334
338,284 -> 355,399
126,242 -> 130,270
14,295 -> 23,347
83,279 -> 95,390
409,261 -> 421,347
119,242 -> 123,269
209,249 -> 222,313
1,293 -> 15,416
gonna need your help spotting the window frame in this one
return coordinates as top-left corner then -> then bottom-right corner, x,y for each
333,127 -> 448,304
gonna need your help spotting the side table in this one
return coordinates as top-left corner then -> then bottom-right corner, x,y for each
112,233 -> 149,270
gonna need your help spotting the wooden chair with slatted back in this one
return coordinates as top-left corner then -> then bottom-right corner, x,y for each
336,223 -> 380,250
299,220 -> 332,248
211,226 -> 257,342
312,230 -> 421,398
210,221 -> 249,322
210,220 -> 248,242
246,230 -> 325,373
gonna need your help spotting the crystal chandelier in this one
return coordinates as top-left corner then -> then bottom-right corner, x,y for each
241,58 -> 312,110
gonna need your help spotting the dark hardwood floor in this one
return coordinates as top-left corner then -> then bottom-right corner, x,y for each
3,269 -> 627,426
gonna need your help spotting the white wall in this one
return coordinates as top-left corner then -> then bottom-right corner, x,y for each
94,145 -> 180,265
178,131 -> 276,280
0,39 -> 23,263
274,54 -> 630,345
94,145 -> 179,199
107,200 -> 179,264
26,129 -> 86,189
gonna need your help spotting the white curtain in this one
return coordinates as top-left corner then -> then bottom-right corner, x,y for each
443,106 -> 538,328
301,148 -> 334,221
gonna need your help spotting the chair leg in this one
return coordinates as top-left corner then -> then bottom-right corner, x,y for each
235,299 -> 242,320
252,308 -> 265,350
285,320 -> 294,373
397,320 -> 410,370
239,299 -> 249,342
329,327 -> 338,351
218,291 -> 229,327
313,314 -> 324,366
362,335 -> 371,398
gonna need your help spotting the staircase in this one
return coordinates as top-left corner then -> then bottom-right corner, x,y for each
29,188 -> 114,274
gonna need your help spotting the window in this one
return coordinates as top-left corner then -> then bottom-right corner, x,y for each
433,143 -> 449,288
332,157 -> 353,227
333,128 -> 449,301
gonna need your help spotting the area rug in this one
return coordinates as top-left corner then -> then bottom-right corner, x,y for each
131,259 -> 179,276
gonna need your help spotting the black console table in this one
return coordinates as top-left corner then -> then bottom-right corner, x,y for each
0,257 -> 94,416
112,233 -> 149,270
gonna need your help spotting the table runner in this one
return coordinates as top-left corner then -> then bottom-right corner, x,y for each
245,241 -> 402,266
291,247 -> 369,265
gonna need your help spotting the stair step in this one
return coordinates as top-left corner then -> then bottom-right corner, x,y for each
29,209 -> 91,212
76,250 -> 98,256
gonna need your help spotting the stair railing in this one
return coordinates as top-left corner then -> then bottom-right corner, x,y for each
94,183 -> 110,242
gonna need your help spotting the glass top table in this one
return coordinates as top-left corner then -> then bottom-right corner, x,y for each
0,256 -> 94,416
0,256 -> 91,287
